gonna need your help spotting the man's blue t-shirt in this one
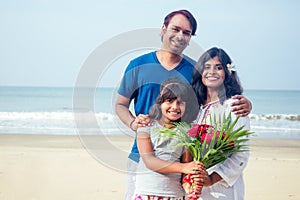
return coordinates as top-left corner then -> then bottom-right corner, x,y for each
118,51 -> 196,162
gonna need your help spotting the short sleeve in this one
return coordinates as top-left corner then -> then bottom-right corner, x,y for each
117,61 -> 138,100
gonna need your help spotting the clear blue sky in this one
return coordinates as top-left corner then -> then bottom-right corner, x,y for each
1,0 -> 299,90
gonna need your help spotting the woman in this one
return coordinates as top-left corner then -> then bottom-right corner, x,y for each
191,47 -> 251,200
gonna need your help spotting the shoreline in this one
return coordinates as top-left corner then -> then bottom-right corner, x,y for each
0,134 -> 299,200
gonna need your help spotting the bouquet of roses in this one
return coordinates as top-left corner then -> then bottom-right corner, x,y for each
158,113 -> 253,199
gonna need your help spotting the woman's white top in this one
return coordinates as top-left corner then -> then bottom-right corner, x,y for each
195,99 -> 250,200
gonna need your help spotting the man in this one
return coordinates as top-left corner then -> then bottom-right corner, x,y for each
115,9 -> 251,200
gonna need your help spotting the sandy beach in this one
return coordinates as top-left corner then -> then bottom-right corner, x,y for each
0,134 -> 299,200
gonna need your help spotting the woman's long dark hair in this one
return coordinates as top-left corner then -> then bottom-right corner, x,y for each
149,78 -> 198,123
191,47 -> 243,106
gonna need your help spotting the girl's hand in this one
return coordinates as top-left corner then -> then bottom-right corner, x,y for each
181,161 -> 205,175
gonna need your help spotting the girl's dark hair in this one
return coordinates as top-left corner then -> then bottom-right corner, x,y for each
191,47 -> 243,106
149,78 -> 198,123
163,9 -> 197,36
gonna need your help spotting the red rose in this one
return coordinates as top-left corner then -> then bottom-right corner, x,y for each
201,131 -> 235,149
188,124 -> 212,138
187,124 -> 201,138
200,131 -> 217,144
199,124 -> 211,134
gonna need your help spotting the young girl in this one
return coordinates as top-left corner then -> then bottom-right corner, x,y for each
134,78 -> 206,200
191,47 -> 250,200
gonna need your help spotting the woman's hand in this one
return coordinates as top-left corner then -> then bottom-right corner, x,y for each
180,161 -> 204,175
190,169 -> 209,187
183,166 -> 209,196
192,171 -> 222,187
231,95 -> 252,117
182,162 -> 206,194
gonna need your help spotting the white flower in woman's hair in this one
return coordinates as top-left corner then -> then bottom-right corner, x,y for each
227,63 -> 236,74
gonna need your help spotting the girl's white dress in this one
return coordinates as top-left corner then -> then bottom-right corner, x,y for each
196,99 -> 250,200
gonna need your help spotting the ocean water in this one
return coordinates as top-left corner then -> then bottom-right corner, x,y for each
0,86 -> 299,139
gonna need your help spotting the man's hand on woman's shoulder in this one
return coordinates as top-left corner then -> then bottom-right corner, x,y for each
230,95 -> 252,117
